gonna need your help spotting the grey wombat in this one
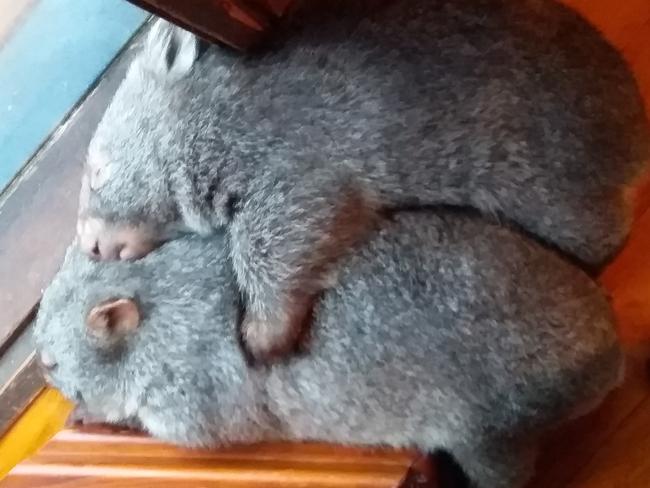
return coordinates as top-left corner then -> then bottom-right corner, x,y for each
76,0 -> 648,358
37,209 -> 622,488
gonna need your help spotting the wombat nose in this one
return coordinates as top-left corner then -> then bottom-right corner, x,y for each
89,236 -> 153,261
90,241 -> 101,259
77,217 -> 128,261
77,216 -> 158,261
78,216 -> 114,260
97,239 -> 125,261
81,236 -> 122,261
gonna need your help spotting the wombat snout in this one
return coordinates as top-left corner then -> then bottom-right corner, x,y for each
76,216 -> 157,261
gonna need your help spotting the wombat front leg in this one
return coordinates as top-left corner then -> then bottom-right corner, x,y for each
229,175 -> 379,362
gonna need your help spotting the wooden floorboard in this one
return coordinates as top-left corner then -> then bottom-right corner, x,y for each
570,395 -> 650,487
3,426 -> 431,488
527,345 -> 650,487
536,3 -> 650,483
601,208 -> 650,343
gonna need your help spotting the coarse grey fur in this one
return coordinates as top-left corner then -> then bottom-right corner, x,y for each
36,210 -> 623,488
80,0 -> 649,357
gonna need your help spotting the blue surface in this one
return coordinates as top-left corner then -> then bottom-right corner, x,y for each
0,0 -> 147,191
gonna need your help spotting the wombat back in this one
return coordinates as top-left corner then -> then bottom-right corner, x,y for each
81,0 -> 649,269
269,211 -> 622,444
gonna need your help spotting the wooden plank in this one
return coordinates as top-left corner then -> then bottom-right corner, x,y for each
531,0 -> 650,455
38,429 -> 416,466
3,425 -> 431,488
568,396 -> 650,488
0,355 -> 45,438
507,6 -> 650,484
527,345 -> 650,487
601,209 -> 650,343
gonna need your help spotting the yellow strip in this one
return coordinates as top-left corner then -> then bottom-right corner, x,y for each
0,387 -> 73,479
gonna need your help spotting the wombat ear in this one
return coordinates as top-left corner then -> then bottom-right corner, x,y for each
140,18 -> 200,80
86,298 -> 140,342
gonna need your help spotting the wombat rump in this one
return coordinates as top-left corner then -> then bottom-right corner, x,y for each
36,210 -> 622,488
76,0 -> 649,359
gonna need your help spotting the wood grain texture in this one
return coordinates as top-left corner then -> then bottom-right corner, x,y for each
601,210 -> 650,343
527,344 -> 650,487
3,426 -> 434,488
570,393 -> 650,488
0,356 -> 46,439
534,4 -> 650,485
556,0 -> 650,344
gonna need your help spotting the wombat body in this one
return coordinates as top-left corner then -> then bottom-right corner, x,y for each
76,0 -> 648,357
37,210 -> 622,488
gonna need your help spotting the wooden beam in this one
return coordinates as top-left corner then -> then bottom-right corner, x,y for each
3,424 -> 436,487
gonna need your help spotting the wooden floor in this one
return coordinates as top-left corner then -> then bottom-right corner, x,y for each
3,425 -> 433,487
528,2 -> 650,482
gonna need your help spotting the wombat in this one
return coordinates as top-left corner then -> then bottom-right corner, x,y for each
36,210 -> 623,488
76,0 -> 649,359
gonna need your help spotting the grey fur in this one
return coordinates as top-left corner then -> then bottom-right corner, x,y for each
36,210 -> 622,488
81,0 -> 649,356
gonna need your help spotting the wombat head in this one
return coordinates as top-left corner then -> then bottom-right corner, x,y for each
33,234 -> 244,430
77,19 -> 203,261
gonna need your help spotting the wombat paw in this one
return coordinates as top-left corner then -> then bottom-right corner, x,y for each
241,312 -> 300,363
